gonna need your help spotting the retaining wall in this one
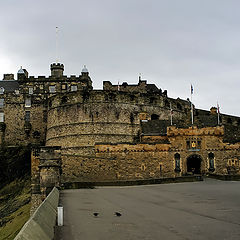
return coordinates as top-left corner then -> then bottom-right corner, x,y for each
14,187 -> 59,240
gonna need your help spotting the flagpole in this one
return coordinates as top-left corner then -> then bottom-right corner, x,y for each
191,84 -> 193,125
170,103 -> 173,126
217,102 -> 220,125
56,27 -> 58,63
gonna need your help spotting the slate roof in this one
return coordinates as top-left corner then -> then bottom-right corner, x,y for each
0,80 -> 19,93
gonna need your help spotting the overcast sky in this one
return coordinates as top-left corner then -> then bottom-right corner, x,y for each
0,0 -> 239,116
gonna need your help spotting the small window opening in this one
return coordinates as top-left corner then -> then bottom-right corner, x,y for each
130,113 -> 134,123
71,85 -> 77,92
49,85 -> 56,93
29,87 -> 33,95
151,114 -> 159,120
208,152 -> 215,172
174,153 -> 181,172
25,111 -> 30,122
61,96 -> 68,104
165,99 -> 170,108
0,87 -> 4,94
0,99 -> 4,108
25,98 -> 31,108
177,103 -> 182,110
0,112 -> 4,122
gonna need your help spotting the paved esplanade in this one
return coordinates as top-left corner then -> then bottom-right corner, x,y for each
56,179 -> 240,240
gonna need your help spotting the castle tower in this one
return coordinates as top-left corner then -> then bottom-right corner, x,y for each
81,65 -> 89,76
50,63 -> 64,77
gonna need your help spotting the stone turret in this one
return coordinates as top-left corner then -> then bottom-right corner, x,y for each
81,65 -> 89,76
17,67 -> 28,81
50,63 -> 64,77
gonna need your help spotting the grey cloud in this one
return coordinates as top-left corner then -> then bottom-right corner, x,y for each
0,0 -> 240,115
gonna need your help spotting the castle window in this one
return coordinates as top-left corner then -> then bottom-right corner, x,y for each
43,110 -> 47,122
61,96 -> 68,104
151,114 -> 159,120
0,112 -> 4,122
174,153 -> 181,172
165,99 -> 170,108
33,131 -> 40,138
130,113 -> 134,123
177,103 -> 182,111
208,152 -> 215,172
28,87 -> 33,95
0,87 -> 4,94
25,98 -> 31,108
71,85 -> 77,92
0,99 -> 4,108
150,97 -> 155,104
49,85 -> 56,93
25,111 -> 30,122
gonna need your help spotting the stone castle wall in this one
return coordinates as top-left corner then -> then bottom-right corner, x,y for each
0,93 -> 46,145
45,90 -> 189,151
57,126 -> 240,182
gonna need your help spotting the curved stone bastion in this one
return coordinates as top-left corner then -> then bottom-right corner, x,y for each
45,90 -> 189,182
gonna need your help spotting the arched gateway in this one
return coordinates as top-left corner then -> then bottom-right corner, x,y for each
187,154 -> 202,174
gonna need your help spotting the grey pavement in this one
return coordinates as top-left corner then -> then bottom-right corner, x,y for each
55,178 -> 240,240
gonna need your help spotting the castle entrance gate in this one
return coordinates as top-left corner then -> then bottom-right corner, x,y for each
187,154 -> 202,174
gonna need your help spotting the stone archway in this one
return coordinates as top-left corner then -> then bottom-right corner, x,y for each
187,154 -> 202,174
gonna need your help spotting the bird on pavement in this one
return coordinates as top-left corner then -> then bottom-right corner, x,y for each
115,212 -> 122,217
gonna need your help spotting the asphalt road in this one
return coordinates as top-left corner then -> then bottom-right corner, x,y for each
55,178 -> 240,240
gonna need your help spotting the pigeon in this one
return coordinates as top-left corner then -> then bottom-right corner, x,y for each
115,212 -> 122,217
93,212 -> 99,217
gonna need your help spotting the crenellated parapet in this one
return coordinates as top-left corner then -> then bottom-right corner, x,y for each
167,126 -> 224,137
95,143 -> 170,153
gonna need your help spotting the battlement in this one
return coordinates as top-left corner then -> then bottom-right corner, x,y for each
50,63 -> 64,77
103,79 -> 165,95
167,125 -> 224,137
3,74 -> 14,80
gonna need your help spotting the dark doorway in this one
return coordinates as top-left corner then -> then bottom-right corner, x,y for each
187,154 -> 202,174
151,114 -> 159,120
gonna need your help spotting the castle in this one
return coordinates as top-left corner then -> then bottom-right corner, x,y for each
1,62 -> 240,197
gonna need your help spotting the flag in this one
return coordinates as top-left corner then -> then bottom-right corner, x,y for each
190,84 -> 194,125
217,103 -> 220,114
217,102 -> 220,125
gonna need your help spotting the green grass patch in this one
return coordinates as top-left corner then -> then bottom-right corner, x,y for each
0,177 -> 31,240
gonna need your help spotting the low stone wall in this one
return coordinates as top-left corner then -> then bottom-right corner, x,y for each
14,187 -> 59,240
208,174 -> 240,181
63,175 -> 203,189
